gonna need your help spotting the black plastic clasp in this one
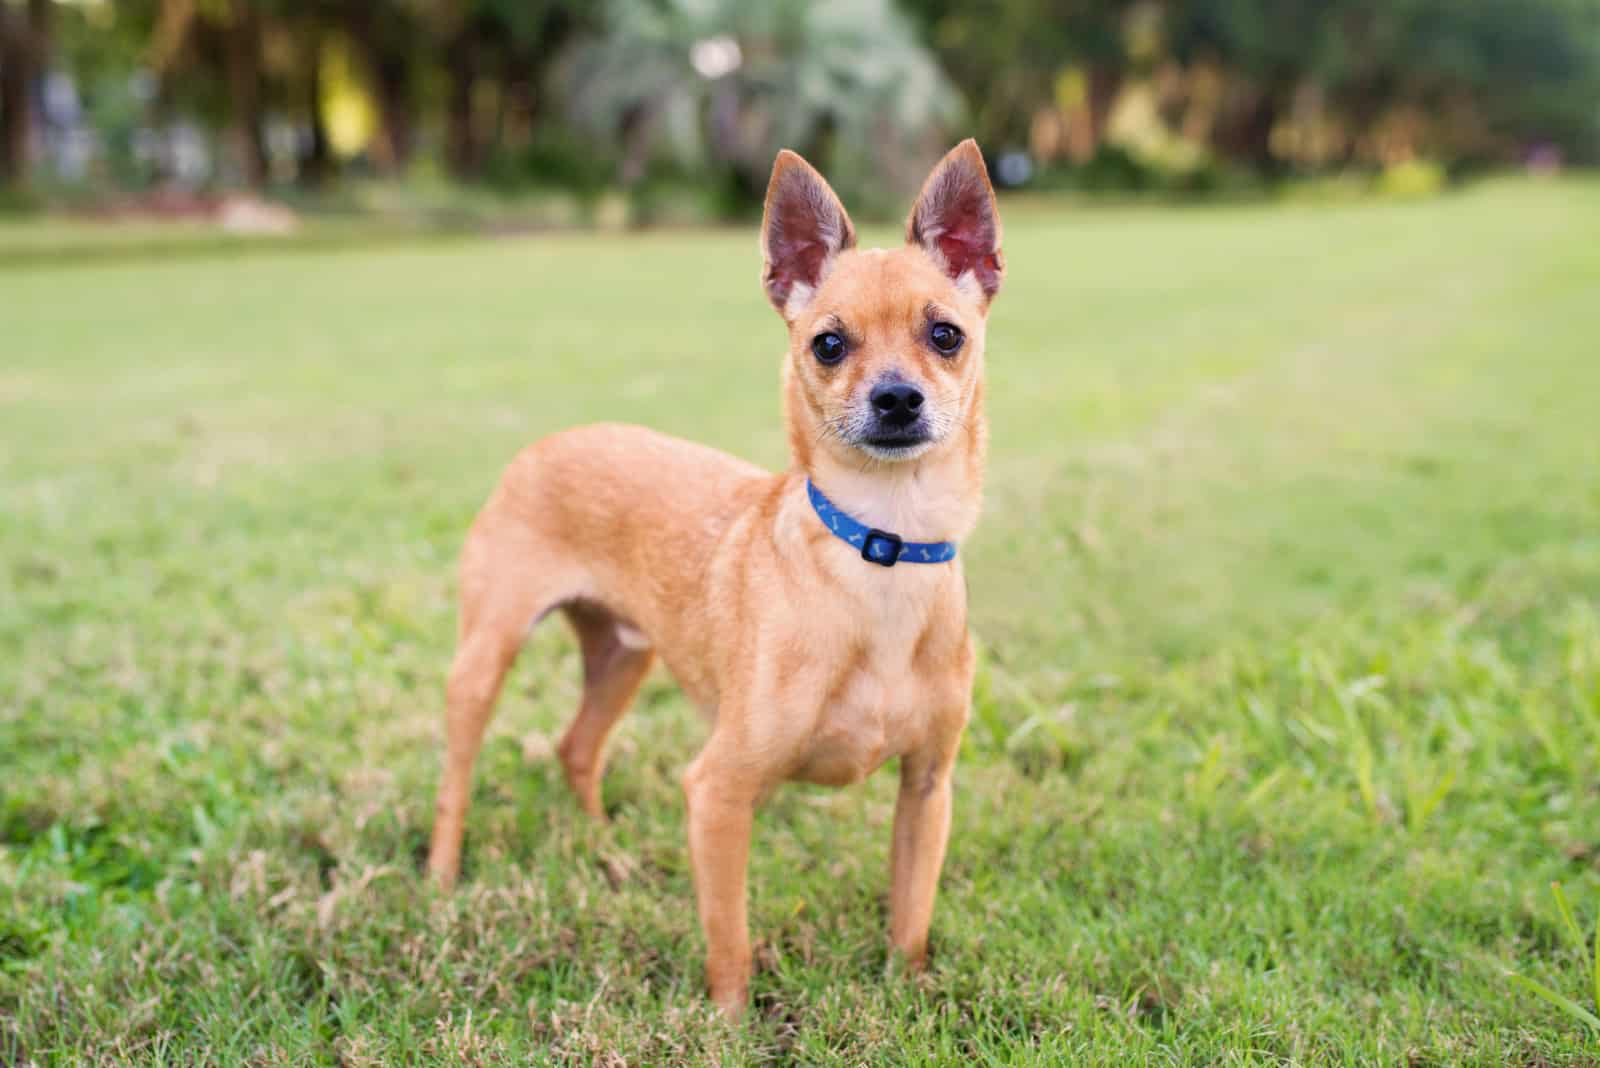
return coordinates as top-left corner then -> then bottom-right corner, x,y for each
861,529 -> 903,567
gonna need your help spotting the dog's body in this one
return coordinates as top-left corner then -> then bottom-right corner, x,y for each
427,141 -> 1004,1016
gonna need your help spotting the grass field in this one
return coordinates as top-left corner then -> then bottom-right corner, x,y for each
4,178 -> 1600,1065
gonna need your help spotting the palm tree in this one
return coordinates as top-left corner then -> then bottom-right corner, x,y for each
565,0 -> 959,208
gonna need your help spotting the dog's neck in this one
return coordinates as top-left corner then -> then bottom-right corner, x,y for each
800,441 -> 983,547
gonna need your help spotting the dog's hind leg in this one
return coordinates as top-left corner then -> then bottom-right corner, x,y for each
427,522 -> 574,889
557,602 -> 655,820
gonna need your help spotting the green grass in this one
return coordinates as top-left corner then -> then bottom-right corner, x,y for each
0,213 -> 475,269
3,177 -> 1600,1065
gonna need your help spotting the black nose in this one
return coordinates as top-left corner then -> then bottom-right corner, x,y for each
869,382 -> 925,427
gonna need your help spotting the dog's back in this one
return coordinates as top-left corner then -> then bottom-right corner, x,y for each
462,422 -> 769,682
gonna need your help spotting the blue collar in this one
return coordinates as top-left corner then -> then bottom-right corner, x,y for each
806,480 -> 958,567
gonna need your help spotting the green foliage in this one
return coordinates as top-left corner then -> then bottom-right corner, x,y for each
564,0 -> 960,212
0,184 -> 45,215
1505,884 -> 1600,1035
907,0 -> 1600,170
479,127 -> 618,196
1172,0 -> 1600,163
9,0 -> 1600,201
3,180 -> 1600,1061
904,0 -> 1137,149
1031,145 -> 1261,199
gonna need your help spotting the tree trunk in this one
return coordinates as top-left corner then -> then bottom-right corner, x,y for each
225,0 -> 267,187
301,28 -> 331,186
617,103 -> 652,187
1241,91 -> 1280,170
0,8 -> 29,184
1216,78 -> 1286,174
1086,64 -> 1123,153
501,54 -> 536,154
1239,93 -> 1281,171
0,0 -> 49,186
370,55 -> 411,174
445,30 -> 479,178
503,6 -> 574,158
346,3 -> 411,177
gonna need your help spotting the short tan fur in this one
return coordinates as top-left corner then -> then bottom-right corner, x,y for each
426,140 -> 1005,1017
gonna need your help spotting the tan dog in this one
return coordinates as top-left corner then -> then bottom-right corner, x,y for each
426,140 -> 1003,1017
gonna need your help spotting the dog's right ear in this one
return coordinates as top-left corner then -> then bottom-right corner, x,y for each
761,150 -> 855,319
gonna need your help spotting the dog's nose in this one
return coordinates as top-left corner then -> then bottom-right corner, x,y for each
869,382 -> 924,427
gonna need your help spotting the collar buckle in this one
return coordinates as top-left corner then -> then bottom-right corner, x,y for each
860,528 -> 903,567
807,479 -> 956,567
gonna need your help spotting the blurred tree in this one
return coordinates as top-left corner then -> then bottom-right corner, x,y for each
341,0 -> 421,173
222,0 -> 266,183
0,0 -> 52,184
1170,0 -> 1600,168
1377,0 -> 1600,162
147,0 -> 403,183
908,0 -> 1599,173
566,0 -> 957,207
9,0 -> 1599,195
901,0 -> 1138,156
1166,0 -> 1333,170
151,0 -> 270,184
297,6 -> 332,184
45,1 -> 154,186
431,0 -> 591,178
270,0 -> 390,184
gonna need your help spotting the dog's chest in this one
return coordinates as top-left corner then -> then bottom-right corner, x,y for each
792,602 -> 959,787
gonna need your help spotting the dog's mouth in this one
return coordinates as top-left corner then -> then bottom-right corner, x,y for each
864,432 -> 929,449
857,427 -> 935,462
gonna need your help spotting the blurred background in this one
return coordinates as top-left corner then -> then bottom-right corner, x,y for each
1,0 -> 1597,227
7,2 -> 1600,1060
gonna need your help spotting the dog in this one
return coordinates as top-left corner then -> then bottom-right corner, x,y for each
426,140 -> 1004,1017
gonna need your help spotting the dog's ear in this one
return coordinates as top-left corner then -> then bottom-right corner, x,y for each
761,150 -> 856,318
907,139 -> 1003,306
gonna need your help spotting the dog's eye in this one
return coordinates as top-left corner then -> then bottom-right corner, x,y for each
811,332 -> 847,365
929,322 -> 964,355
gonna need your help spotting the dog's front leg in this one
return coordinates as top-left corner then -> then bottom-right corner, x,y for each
683,739 -> 760,1017
888,734 -> 961,971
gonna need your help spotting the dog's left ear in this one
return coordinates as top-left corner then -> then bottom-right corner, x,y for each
907,139 -> 1004,307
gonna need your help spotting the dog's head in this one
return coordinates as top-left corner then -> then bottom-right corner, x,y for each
762,141 -> 1002,469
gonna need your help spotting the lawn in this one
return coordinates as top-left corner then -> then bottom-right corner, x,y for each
3,178 -> 1600,1065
